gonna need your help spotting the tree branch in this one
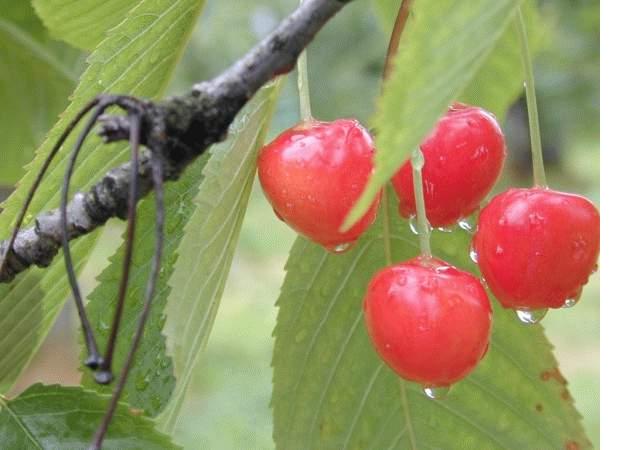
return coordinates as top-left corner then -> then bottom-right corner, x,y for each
0,0 -> 352,283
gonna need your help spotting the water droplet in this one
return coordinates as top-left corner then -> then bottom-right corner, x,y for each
515,308 -> 548,325
562,298 -> 577,309
458,218 -> 474,233
563,289 -> 582,308
327,242 -> 353,254
495,245 -> 504,255
469,248 -> 479,264
437,224 -> 456,233
396,275 -> 407,286
408,215 -> 419,235
423,385 -> 451,400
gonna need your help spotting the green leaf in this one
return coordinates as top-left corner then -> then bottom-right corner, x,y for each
0,0 -> 204,394
0,4 -> 78,185
33,0 -> 139,51
272,190 -> 591,449
344,0 -> 524,229
80,155 -> 209,416
157,80 -> 283,431
0,384 -> 180,449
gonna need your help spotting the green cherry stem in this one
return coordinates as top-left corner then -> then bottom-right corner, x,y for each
296,1 -> 313,122
410,149 -> 432,258
515,7 -> 547,188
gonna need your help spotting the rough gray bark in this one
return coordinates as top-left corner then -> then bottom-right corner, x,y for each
0,0 -> 352,283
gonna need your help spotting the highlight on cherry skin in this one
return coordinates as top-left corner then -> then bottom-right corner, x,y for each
363,256 -> 493,398
257,119 -> 381,253
391,103 -> 506,229
472,187 -> 600,323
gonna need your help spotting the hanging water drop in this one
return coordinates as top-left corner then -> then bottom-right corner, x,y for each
423,385 -> 451,400
408,215 -> 419,235
458,217 -> 475,233
562,298 -> 577,309
437,223 -> 457,233
515,308 -> 548,325
469,247 -> 479,264
328,242 -> 352,254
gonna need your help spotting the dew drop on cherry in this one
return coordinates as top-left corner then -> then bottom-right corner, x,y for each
327,242 -> 353,254
562,298 -> 577,309
423,385 -> 451,400
563,289 -> 583,309
515,308 -> 548,325
437,223 -> 457,233
458,217 -> 475,234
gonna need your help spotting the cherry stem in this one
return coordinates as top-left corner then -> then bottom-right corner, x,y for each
380,190 -> 393,265
382,0 -> 412,83
410,149 -> 432,258
515,7 -> 547,188
297,1 -> 313,121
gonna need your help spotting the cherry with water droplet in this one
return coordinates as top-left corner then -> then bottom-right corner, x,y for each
363,256 -> 492,388
258,119 -> 381,250
391,103 -> 506,228
473,187 -> 600,310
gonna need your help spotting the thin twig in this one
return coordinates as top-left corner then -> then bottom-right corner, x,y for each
0,0 -> 352,284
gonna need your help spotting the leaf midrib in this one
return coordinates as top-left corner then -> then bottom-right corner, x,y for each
0,395 -> 42,449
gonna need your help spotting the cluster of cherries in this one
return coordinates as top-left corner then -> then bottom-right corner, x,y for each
257,103 -> 599,396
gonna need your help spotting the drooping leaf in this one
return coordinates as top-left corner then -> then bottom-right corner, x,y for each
0,2 -> 79,186
80,155 -> 209,416
0,383 -> 180,449
33,0 -> 139,51
0,0 -> 205,393
157,80 -> 283,431
272,190 -> 591,449
344,0 -> 524,228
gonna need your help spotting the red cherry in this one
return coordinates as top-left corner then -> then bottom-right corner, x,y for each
473,188 -> 600,310
257,119 -> 381,250
391,103 -> 506,227
363,257 -> 492,387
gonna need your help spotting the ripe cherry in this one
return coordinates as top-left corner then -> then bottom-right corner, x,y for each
391,103 -> 506,228
363,256 -> 492,388
473,188 -> 600,310
257,119 -> 381,251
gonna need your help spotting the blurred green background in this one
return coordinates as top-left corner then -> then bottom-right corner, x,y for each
10,0 -> 599,448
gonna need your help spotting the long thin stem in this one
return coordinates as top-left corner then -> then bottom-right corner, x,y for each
381,0 -> 412,83
61,102 -> 113,369
515,7 -> 547,187
380,190 -> 393,265
297,50 -> 313,121
410,149 -> 432,258
96,113 -> 142,385
90,152 -> 165,450
296,1 -> 313,122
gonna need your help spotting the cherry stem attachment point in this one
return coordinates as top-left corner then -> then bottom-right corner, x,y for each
515,7 -> 547,188
410,149 -> 432,258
